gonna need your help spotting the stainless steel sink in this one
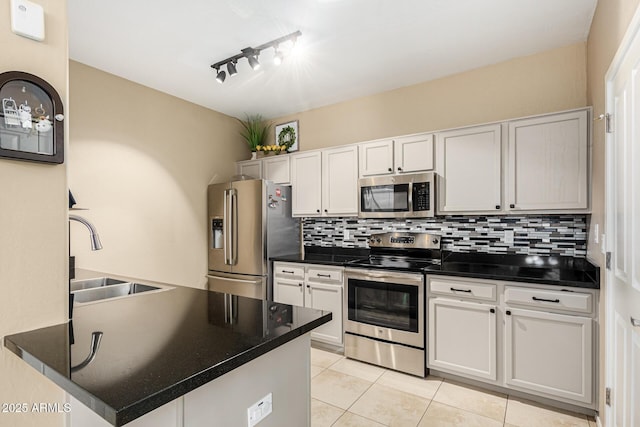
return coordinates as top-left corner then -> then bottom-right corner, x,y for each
70,277 -> 128,292
71,277 -> 170,305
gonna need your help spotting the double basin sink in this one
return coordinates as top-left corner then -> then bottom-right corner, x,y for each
70,277 -> 169,304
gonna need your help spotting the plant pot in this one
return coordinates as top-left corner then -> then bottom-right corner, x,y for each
250,152 -> 257,160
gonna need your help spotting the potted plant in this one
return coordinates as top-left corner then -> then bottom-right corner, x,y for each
237,114 -> 271,159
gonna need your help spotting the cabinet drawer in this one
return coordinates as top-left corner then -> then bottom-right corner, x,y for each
274,264 -> 305,279
429,278 -> 497,301
307,267 -> 342,283
504,287 -> 593,314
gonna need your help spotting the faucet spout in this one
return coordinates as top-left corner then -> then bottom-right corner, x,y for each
69,214 -> 103,250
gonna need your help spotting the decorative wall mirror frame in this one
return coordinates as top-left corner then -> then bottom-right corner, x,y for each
0,71 -> 64,164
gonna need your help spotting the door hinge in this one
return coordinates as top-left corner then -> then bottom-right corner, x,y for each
605,113 -> 613,133
606,387 -> 612,406
606,252 -> 612,270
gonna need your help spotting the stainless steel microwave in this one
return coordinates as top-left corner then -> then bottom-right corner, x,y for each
358,172 -> 435,218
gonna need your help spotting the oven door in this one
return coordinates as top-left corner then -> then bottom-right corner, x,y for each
345,269 -> 424,348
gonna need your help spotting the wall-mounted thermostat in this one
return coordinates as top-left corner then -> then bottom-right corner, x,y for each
10,0 -> 45,42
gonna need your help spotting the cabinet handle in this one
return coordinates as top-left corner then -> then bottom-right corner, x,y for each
317,273 -> 331,278
283,270 -> 294,274
388,168 -> 392,172
532,297 -> 560,303
495,205 -> 500,210
298,283 -> 303,287
490,308 -> 495,313
316,209 -> 320,213
397,167 -> 402,171
510,204 -> 515,209
306,284 -> 310,289
324,209 -> 328,213
450,287 -> 472,293
631,317 -> 640,327
506,310 -> 511,316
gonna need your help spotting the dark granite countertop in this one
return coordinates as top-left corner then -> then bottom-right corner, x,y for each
271,246 -> 370,266
4,281 -> 330,426
273,246 -> 600,289
431,251 -> 600,289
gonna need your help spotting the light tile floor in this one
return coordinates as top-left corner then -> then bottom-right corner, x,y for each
310,348 -> 598,427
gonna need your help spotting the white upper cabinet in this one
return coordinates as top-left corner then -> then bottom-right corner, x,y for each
359,134 -> 434,177
290,151 -> 322,216
359,139 -> 394,176
507,110 -> 588,211
322,145 -> 359,216
437,124 -> 502,213
236,159 -> 262,179
263,155 -> 291,184
394,133 -> 434,173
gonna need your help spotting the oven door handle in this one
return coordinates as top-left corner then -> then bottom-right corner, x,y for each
346,270 -> 423,285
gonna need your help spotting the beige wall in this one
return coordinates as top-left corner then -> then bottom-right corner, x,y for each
586,0 -> 640,423
269,43 -> 587,150
0,1 -> 68,427
68,61 -> 244,288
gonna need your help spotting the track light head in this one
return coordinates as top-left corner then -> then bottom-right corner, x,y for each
273,48 -> 284,66
247,54 -> 260,70
227,61 -> 237,76
216,68 -> 226,84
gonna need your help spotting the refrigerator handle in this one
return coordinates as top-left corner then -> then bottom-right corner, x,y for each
231,189 -> 238,265
223,189 -> 229,265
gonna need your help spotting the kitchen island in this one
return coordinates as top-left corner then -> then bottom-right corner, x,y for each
4,277 -> 331,426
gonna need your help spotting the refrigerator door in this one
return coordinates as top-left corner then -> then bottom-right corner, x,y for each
207,272 -> 267,300
208,182 -> 232,273
229,179 -> 264,275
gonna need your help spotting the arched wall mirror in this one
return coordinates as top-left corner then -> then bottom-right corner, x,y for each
0,71 -> 64,164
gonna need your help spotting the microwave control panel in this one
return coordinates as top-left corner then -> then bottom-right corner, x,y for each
412,182 -> 430,211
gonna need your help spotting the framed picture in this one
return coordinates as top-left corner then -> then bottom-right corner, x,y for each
275,120 -> 299,152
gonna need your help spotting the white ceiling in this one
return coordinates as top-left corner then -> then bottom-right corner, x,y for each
68,0 -> 597,120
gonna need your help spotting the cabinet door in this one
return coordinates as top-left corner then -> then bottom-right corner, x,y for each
505,308 -> 592,403
306,282 -> 343,345
428,298 -> 497,381
437,124 -> 502,213
290,151 -> 322,216
507,110 -> 588,211
263,155 -> 290,184
394,134 -> 434,173
236,160 -> 262,179
273,278 -> 304,307
322,146 -> 358,216
359,139 -> 394,177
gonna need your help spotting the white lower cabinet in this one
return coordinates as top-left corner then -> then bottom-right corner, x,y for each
427,275 -> 597,409
428,298 -> 497,381
274,262 -> 344,346
505,308 -> 593,403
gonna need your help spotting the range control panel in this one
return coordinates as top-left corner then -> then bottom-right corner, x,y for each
368,232 -> 441,249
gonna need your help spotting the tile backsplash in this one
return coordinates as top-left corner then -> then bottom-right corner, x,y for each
303,215 -> 588,257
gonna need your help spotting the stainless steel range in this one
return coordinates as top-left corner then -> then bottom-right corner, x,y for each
344,232 -> 441,377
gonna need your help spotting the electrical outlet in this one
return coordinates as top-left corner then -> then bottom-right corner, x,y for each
343,229 -> 350,240
247,393 -> 272,427
504,230 -> 514,245
593,224 -> 599,244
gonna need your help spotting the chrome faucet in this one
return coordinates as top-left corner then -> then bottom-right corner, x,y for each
69,214 -> 103,250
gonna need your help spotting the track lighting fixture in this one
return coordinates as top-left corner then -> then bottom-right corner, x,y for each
210,30 -> 301,83
227,60 -> 237,76
215,67 -> 226,84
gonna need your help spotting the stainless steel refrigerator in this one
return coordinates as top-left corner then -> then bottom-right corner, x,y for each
207,178 -> 300,300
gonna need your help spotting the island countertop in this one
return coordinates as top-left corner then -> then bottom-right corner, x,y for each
4,277 -> 331,426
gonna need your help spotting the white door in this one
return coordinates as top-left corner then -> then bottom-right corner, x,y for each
428,298 -> 497,381
236,160 -> 262,179
322,146 -> 358,216
505,308 -> 592,404
358,139 -> 394,177
394,133 -> 434,173
436,124 -> 502,213
290,151 -> 322,216
306,282 -> 343,345
605,10 -> 640,426
507,110 -> 588,211
273,278 -> 304,307
263,155 -> 290,184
